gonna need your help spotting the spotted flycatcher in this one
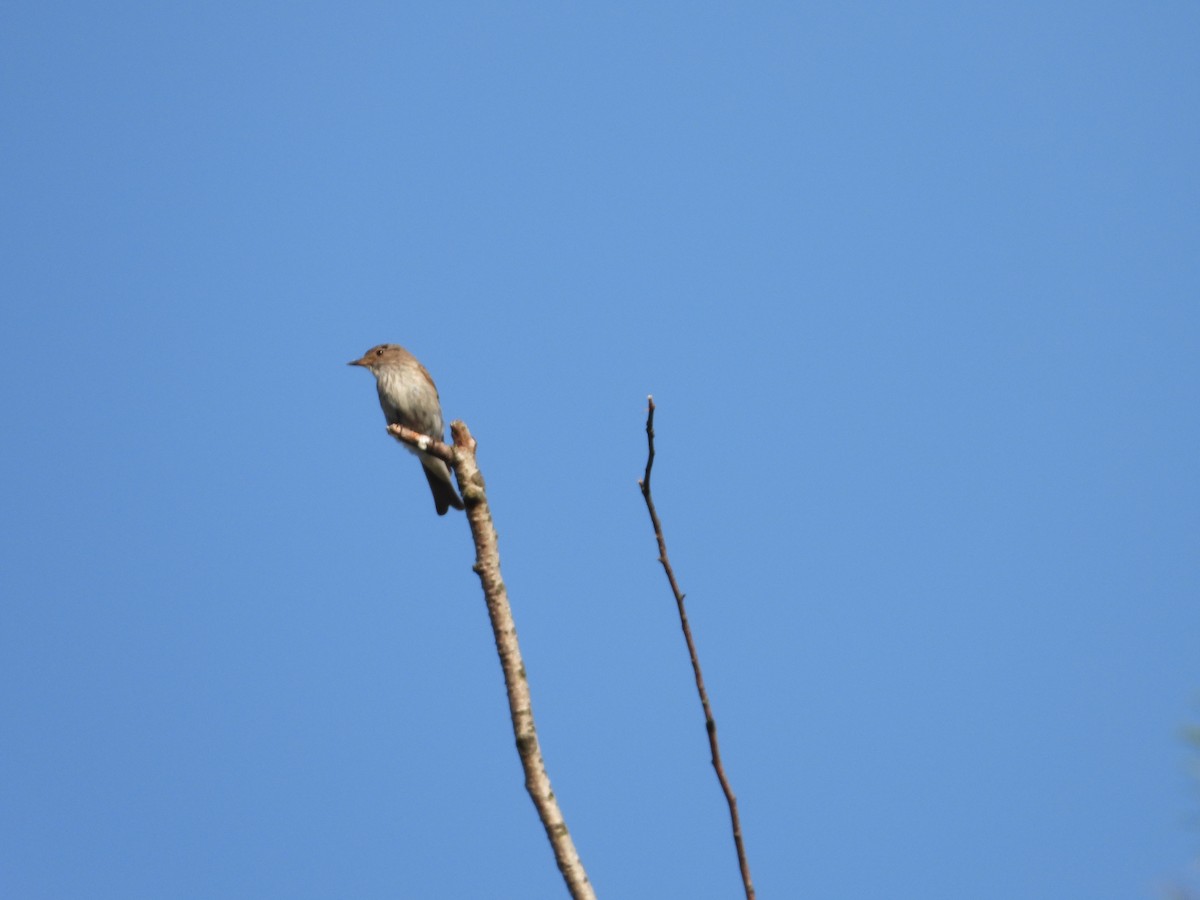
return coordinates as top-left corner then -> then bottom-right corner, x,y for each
348,344 -> 465,515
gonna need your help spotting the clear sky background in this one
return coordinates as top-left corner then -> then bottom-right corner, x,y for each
2,4 -> 1198,898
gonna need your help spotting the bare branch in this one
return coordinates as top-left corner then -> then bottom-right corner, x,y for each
386,423 -> 456,462
388,421 -> 596,900
637,396 -> 755,900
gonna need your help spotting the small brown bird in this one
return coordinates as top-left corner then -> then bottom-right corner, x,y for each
348,343 -> 465,515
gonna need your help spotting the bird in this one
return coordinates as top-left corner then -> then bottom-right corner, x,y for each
348,343 -> 465,515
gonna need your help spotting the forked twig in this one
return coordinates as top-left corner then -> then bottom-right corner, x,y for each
637,397 -> 755,900
387,422 -> 596,900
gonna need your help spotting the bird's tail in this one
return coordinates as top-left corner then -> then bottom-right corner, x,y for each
422,459 -> 465,515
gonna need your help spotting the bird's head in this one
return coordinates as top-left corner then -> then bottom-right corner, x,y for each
347,344 -> 411,373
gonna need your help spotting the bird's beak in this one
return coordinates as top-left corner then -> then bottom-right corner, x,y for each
347,358 -> 365,367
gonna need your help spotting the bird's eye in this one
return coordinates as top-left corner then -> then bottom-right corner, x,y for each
375,348 -> 384,356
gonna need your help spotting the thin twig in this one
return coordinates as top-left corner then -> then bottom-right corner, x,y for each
388,422 -> 596,900
636,397 -> 755,900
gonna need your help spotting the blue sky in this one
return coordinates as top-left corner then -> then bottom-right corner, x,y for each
2,3 -> 1198,897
